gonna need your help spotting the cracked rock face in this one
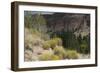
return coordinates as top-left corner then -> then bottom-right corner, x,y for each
45,13 -> 90,38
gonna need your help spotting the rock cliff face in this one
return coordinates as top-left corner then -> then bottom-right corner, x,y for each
44,13 -> 90,38
25,11 -> 90,38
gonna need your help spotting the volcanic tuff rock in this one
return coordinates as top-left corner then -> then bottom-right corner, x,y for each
44,13 -> 90,38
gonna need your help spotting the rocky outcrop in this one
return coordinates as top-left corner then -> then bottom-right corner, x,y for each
44,13 -> 90,38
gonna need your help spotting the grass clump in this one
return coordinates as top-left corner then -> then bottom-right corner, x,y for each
48,39 -> 57,48
43,37 -> 62,49
66,50 -> 79,59
51,55 -> 60,60
42,41 -> 50,50
52,37 -> 62,46
53,46 -> 66,59
39,51 -> 53,60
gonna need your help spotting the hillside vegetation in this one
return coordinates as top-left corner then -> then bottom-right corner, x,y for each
24,12 -> 90,61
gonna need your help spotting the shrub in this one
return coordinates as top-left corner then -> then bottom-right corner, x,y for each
42,37 -> 63,49
54,46 -> 65,54
48,39 -> 57,49
52,37 -> 62,46
45,37 -> 62,49
78,35 -> 90,54
53,46 -> 66,59
51,55 -> 60,60
66,50 -> 79,59
39,51 -> 53,61
42,41 -> 50,49
80,44 -> 88,54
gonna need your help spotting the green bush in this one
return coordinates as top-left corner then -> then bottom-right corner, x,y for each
66,50 -> 79,59
46,37 -> 62,49
42,41 -> 50,49
51,55 -> 60,60
54,46 -> 65,54
49,40 -> 57,48
53,46 -> 66,59
78,35 -> 90,54
39,46 -> 67,60
39,53 -> 61,61
52,37 -> 62,46
80,44 -> 88,54
39,51 -> 53,61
